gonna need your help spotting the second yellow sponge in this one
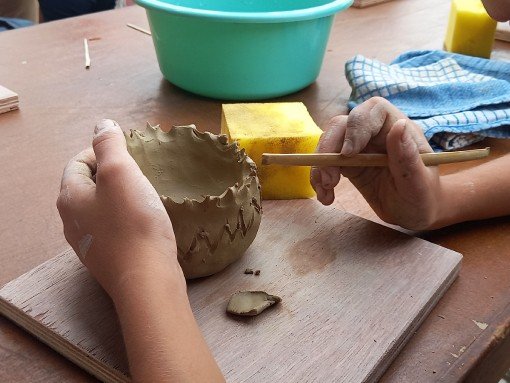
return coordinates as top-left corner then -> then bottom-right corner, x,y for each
221,103 -> 322,200
444,0 -> 497,58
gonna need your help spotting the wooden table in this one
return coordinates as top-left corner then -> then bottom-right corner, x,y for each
0,1 -> 509,382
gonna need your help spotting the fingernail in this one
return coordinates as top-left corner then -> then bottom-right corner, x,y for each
341,140 -> 353,156
94,119 -> 118,135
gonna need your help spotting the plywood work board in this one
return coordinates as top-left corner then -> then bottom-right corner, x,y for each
496,22 -> 510,42
0,199 -> 462,383
0,85 -> 19,114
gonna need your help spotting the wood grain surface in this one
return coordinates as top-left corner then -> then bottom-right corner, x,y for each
0,200 -> 461,383
352,0 -> 396,9
496,22 -> 510,43
0,1 -> 509,382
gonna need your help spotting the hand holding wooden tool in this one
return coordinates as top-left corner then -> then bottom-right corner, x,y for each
261,147 -> 490,167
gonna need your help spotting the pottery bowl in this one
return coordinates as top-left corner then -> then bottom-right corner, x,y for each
135,0 -> 353,100
125,124 -> 262,279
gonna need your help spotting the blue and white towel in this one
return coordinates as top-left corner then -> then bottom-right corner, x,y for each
345,50 -> 510,150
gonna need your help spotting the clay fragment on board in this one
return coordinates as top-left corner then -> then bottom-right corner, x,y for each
226,291 -> 281,316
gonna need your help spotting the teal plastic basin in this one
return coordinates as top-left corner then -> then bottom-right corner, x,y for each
135,0 -> 353,100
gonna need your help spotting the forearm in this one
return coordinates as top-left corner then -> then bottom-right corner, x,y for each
434,154 -> 510,228
111,257 -> 224,383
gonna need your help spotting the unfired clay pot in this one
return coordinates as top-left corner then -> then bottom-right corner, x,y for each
125,124 -> 262,279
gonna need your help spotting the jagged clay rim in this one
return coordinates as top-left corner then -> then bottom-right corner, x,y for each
127,123 -> 260,209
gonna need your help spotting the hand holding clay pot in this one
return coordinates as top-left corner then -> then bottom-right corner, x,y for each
57,119 -> 184,298
57,120 -> 223,382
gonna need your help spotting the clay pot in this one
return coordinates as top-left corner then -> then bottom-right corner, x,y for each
125,124 -> 262,279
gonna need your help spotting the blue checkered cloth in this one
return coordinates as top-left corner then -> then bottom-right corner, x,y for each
345,50 -> 510,150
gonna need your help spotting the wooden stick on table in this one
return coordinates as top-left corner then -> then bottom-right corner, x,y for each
261,147 -> 490,167
126,23 -> 152,36
83,38 -> 91,69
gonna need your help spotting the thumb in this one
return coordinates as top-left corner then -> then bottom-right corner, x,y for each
386,119 -> 431,195
92,119 -> 129,165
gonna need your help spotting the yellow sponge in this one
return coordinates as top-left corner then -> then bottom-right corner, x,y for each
444,0 -> 497,58
221,103 -> 322,200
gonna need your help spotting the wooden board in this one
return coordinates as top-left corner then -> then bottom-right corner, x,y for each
496,22 -> 510,43
352,0 -> 396,9
0,85 -> 19,114
0,200 -> 462,383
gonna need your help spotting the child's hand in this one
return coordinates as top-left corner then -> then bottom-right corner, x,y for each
311,97 -> 444,230
57,119 -> 184,298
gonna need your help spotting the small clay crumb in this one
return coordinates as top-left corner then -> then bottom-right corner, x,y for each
244,268 -> 253,274
254,270 -> 260,276
438,315 -> 445,319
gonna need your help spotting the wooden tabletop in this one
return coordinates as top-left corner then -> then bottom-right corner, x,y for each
0,1 -> 509,382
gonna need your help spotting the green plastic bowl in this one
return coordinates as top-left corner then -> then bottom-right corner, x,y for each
135,0 -> 353,100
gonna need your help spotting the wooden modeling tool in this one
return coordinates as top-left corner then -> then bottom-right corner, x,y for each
262,147 -> 490,167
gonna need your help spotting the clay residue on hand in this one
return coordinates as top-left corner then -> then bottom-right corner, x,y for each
77,234 -> 93,261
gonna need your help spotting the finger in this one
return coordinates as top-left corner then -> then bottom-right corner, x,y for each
92,119 -> 130,165
319,188 -> 335,206
93,119 -> 143,189
342,97 -> 408,156
57,148 -> 96,224
316,116 -> 347,154
405,120 -> 434,154
59,148 -> 96,205
310,164 -> 322,193
312,115 -> 347,190
310,168 -> 336,205
60,148 -> 96,190
386,119 -> 432,197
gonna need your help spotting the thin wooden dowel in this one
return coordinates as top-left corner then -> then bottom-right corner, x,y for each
261,148 -> 490,167
83,38 -> 91,69
126,23 -> 152,36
